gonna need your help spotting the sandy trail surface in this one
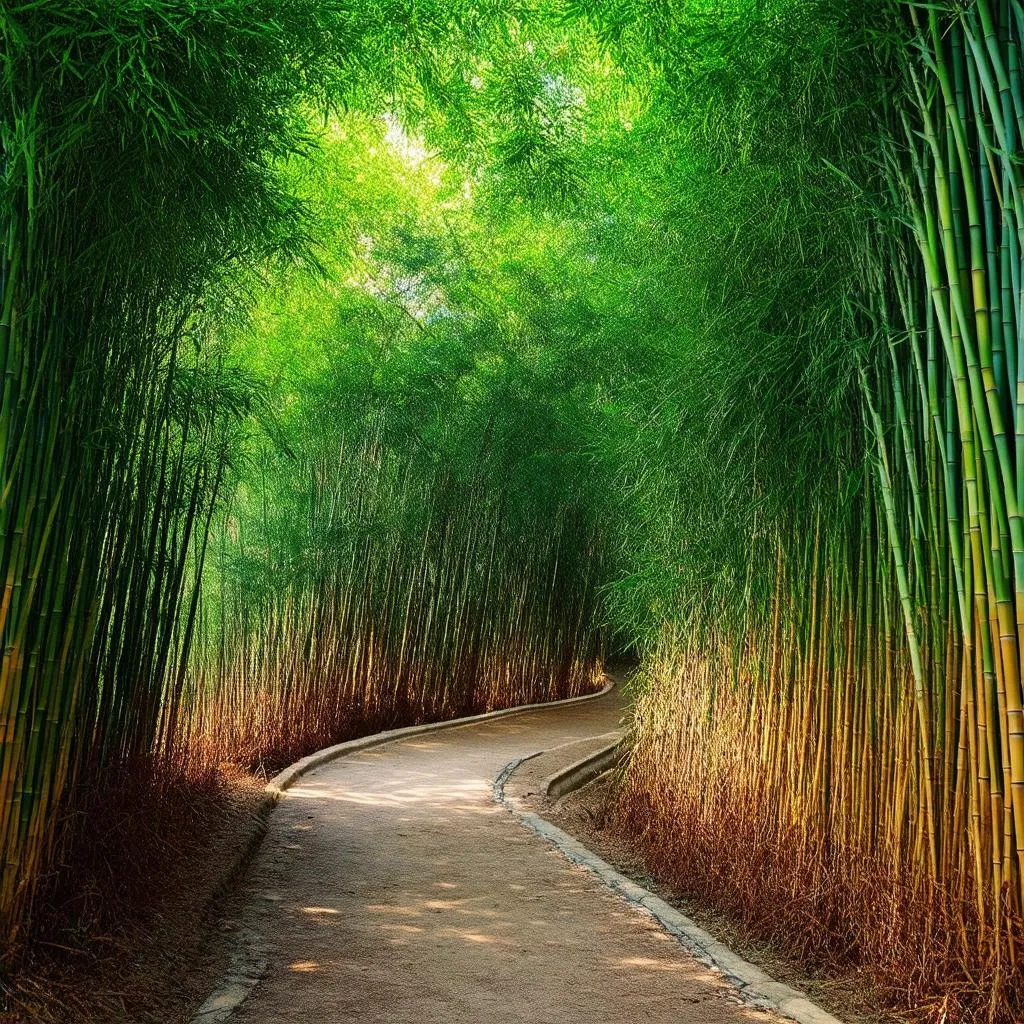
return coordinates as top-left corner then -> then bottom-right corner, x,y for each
220,685 -> 779,1024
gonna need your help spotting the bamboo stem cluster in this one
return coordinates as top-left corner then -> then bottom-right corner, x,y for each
619,4 -> 1024,1019
1,0 -> 594,958
0,77 -> 237,950
180,418 -> 605,773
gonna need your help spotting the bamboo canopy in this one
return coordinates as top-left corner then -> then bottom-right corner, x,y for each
5,2 -> 1024,1021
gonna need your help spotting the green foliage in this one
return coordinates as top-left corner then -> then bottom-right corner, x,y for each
7,6 -> 985,1013
1,0 -> 593,952
202,0 -> 894,672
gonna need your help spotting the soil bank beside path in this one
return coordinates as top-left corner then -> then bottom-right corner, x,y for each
202,682 -> 784,1024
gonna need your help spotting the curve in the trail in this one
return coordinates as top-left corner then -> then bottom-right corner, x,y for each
204,686 -> 782,1024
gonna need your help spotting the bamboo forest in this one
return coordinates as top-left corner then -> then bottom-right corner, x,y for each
6,2 -> 1024,1023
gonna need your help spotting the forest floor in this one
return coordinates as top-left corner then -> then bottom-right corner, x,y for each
541,777 -> 899,1024
2,771 -> 269,1024
5,682 -> 895,1024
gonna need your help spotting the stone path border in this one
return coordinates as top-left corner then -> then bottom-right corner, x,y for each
191,929 -> 268,1023
189,679 -> 614,1024
495,750 -> 845,1024
542,737 -> 624,802
264,677 -> 615,799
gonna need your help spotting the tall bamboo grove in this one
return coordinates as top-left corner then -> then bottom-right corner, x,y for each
183,415 -> 605,773
0,0 -> 386,952
618,4 -> 1024,1019
0,3 -> 608,958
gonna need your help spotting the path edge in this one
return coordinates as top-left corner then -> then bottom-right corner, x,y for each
495,748 -> 844,1024
542,738 -> 624,802
265,675 -> 615,801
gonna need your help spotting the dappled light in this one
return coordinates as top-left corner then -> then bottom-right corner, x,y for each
4,2 -> 1024,1023
609,957 -> 692,974
286,774 -> 495,814
223,710 -> 781,1023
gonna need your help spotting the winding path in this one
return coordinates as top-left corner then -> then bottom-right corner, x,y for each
209,685 -> 779,1024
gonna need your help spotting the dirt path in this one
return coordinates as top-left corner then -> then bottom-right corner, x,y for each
206,686 -> 781,1024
